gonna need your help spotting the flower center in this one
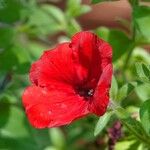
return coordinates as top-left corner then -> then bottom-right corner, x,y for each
75,87 -> 94,99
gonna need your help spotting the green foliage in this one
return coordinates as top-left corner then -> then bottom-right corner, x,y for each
116,82 -> 138,102
0,44 -> 31,74
94,112 -> 112,136
0,0 -> 150,149
0,105 -> 35,150
110,76 -> 118,101
96,27 -> 132,61
135,83 -> 150,101
65,0 -> 90,35
132,47 -> 150,64
0,27 -> 15,50
135,63 -> 150,83
92,0 -> 119,4
133,5 -> 150,44
66,0 -> 91,17
26,5 -> 64,36
110,76 -> 138,102
115,140 -> 141,150
0,0 -> 25,24
140,99 -> 150,135
49,128 -> 66,149
92,0 -> 106,3
115,108 -> 150,145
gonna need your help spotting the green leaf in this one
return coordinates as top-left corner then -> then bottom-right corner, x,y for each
0,92 -> 17,104
92,0 -> 105,3
44,146 -> 58,150
140,99 -> 150,135
135,63 -> 150,83
110,76 -> 118,101
135,83 -> 150,101
0,44 -> 31,74
133,5 -> 150,44
115,107 -> 130,119
0,106 -> 30,138
0,102 -> 10,128
41,4 -> 66,28
49,128 -> 66,149
27,6 -> 62,36
0,0 -> 25,24
66,0 -> 91,17
122,118 -> 149,143
0,104 -> 51,150
94,112 -> 112,136
117,82 -> 138,102
132,47 -> 150,64
0,27 -> 14,51
12,44 -> 31,74
95,27 -> 109,41
66,19 -> 82,36
115,107 -> 150,144
92,0 -> 119,4
0,48 -> 18,72
115,140 -> 139,150
96,27 -> 131,61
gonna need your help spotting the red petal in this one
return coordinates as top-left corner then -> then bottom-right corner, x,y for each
30,32 -> 112,89
23,31 -> 113,128
30,43 -> 88,87
99,41 -> 112,70
71,31 -> 112,88
89,64 -> 113,116
22,85 -> 89,128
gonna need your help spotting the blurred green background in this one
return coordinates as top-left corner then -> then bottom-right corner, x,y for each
0,0 -> 150,150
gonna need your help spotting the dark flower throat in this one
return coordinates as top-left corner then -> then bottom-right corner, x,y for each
75,87 -> 94,99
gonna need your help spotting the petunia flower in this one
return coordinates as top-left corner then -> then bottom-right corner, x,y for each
22,31 -> 113,128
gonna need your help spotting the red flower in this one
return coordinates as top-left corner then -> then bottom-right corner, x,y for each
22,31 -> 112,128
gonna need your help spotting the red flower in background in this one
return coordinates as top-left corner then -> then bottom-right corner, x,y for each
22,31 -> 112,128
